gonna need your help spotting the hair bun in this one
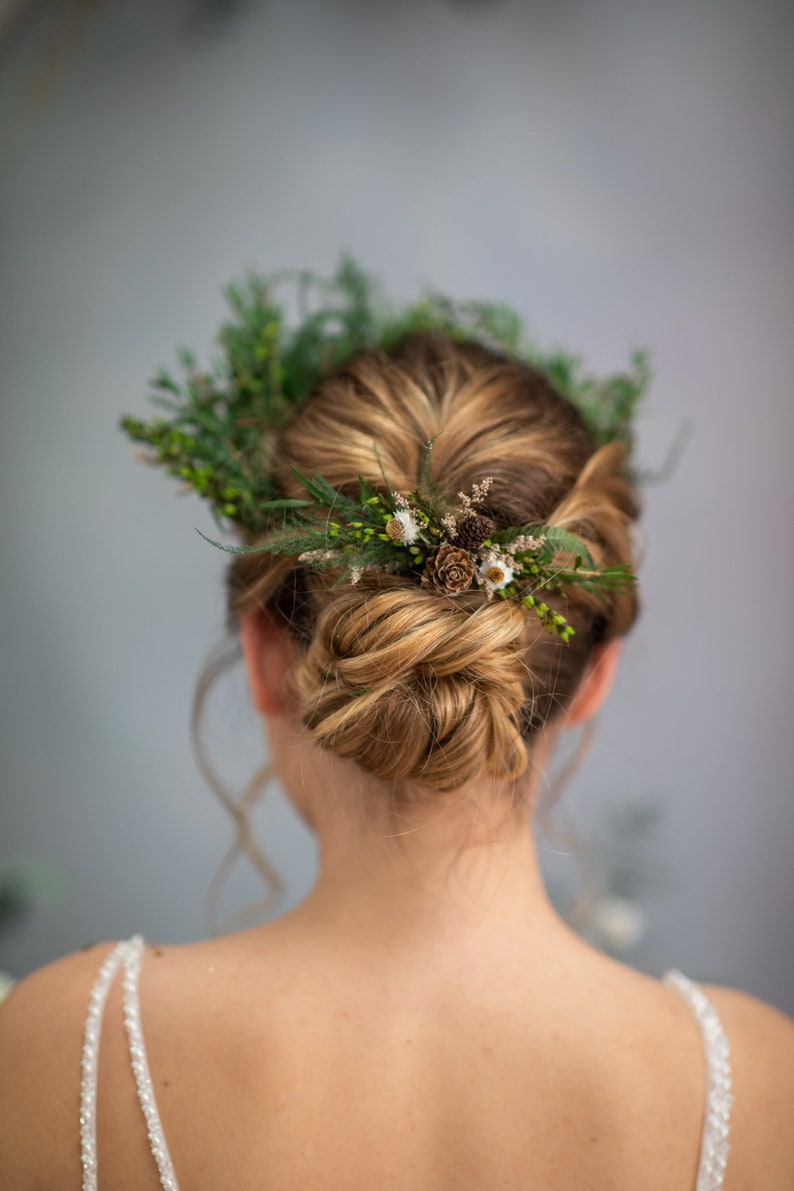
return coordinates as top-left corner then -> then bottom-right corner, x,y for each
294,585 -> 531,792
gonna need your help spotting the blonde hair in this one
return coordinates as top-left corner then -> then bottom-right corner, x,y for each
226,333 -> 639,797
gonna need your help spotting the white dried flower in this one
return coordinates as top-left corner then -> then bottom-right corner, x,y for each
394,508 -> 420,545
512,534 -> 544,552
471,476 -> 494,504
298,548 -> 337,563
457,476 -> 494,518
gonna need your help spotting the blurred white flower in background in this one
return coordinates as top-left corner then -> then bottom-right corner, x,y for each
590,895 -> 647,954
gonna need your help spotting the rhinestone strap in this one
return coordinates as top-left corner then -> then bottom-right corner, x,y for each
122,936 -> 182,1191
664,970 -> 733,1191
80,940 -> 131,1191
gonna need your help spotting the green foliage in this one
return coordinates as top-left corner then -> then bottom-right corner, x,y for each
121,260 -> 393,536
122,258 -> 649,535
121,259 -> 643,641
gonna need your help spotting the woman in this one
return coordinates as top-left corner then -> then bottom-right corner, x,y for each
1,270 -> 792,1189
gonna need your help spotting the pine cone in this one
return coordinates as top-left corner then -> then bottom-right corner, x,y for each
421,544 -> 475,594
454,514 -> 496,550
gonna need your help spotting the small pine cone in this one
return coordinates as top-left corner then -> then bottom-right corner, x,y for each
421,544 -> 475,595
454,513 -> 496,550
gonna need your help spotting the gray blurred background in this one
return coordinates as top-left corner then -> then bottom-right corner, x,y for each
1,0 -> 792,1011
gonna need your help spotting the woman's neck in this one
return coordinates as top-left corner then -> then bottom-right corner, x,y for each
270,717 -> 584,974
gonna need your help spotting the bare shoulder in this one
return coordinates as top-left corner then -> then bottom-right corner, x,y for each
0,940 -> 120,1056
0,942 -> 120,1190
700,980 -> 794,1082
700,982 -> 794,1189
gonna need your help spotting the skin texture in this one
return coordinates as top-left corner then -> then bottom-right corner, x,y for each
1,622 -> 793,1190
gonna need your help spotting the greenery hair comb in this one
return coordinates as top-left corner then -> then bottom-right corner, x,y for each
121,258 -> 648,641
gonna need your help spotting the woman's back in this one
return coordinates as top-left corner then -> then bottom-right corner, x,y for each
3,917 -> 793,1190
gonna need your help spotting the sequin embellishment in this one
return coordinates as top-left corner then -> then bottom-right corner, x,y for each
664,969 -> 733,1191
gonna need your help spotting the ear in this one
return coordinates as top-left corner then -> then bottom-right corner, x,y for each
563,638 -> 622,727
239,611 -> 297,718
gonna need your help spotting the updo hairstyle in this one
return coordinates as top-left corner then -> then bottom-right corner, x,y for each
228,334 -> 640,795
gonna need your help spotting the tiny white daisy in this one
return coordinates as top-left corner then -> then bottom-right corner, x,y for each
478,557 -> 514,591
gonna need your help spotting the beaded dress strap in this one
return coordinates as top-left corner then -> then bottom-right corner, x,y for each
80,937 -> 181,1191
80,940 -> 131,1191
122,936 -> 182,1191
663,970 -> 733,1191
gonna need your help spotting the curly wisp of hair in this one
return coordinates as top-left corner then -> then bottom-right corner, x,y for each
226,334 -> 640,797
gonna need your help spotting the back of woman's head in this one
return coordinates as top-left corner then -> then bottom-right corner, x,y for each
227,333 -> 640,795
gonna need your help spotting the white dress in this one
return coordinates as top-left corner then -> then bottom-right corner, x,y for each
79,937 -> 733,1191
